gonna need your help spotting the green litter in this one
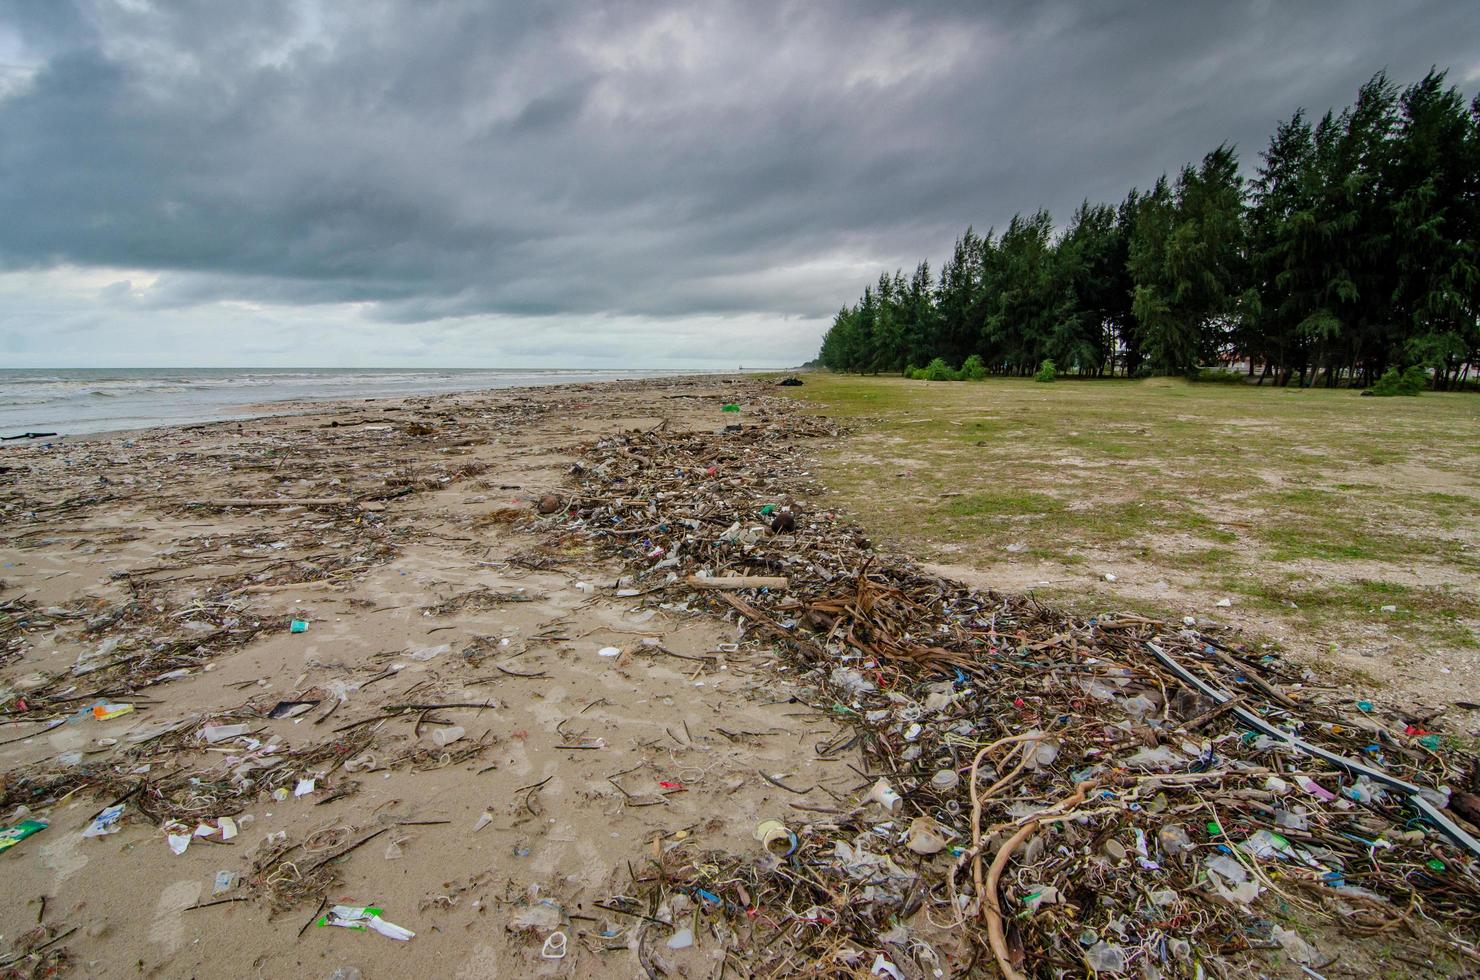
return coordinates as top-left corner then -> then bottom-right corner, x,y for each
1427,858 -> 1446,871
0,819 -> 48,852
1206,821 -> 1222,836
760,504 -> 776,515
318,905 -> 384,929
290,619 -> 309,633
1417,734 -> 1441,750
721,404 -> 740,412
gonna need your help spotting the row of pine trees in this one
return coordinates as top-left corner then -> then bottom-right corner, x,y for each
816,71 -> 1480,389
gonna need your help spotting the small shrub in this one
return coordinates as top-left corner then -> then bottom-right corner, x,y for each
923,357 -> 957,381
1192,368 -> 1246,385
1368,365 -> 1428,397
1033,359 -> 1057,383
1398,365 -> 1428,395
904,363 -> 920,380
960,354 -> 987,380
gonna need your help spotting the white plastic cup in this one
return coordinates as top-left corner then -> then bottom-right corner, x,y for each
432,726 -> 465,747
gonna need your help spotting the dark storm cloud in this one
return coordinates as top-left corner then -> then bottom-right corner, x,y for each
0,0 -> 1476,330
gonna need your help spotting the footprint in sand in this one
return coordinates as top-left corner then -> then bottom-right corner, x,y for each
148,880 -> 202,954
39,830 -> 89,883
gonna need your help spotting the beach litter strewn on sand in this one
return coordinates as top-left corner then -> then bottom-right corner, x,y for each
541,386 -> 1480,977
0,377 -> 1475,977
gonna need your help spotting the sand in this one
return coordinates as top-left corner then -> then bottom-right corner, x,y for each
0,378 -> 849,978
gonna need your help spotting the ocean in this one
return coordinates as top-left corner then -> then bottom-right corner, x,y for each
0,367 -> 695,438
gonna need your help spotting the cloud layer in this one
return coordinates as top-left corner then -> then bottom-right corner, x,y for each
1,0 -> 1475,367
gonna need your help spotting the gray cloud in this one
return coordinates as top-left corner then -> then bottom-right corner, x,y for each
0,0 -> 1476,365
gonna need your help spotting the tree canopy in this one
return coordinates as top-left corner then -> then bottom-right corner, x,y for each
817,69 -> 1480,389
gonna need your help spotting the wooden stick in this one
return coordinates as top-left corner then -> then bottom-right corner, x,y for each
187,498 -> 362,509
982,780 -> 1098,980
233,579 -> 337,595
685,575 -> 788,591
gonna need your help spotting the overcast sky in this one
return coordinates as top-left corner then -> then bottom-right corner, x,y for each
1,1 -> 1476,369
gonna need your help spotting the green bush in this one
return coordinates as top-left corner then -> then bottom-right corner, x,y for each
1192,367 -> 1246,384
922,357 -> 957,381
960,354 -> 987,380
1368,365 -> 1428,396
904,363 -> 920,379
1033,358 -> 1057,383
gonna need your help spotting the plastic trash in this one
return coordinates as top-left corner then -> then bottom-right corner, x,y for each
91,703 -> 134,721
906,816 -> 949,855
472,811 -> 493,832
0,819 -> 48,852
212,870 -> 239,896
597,646 -> 621,658
294,778 -> 316,797
1085,941 -> 1128,974
1272,925 -> 1319,965
1274,808 -> 1309,831
407,643 -> 450,662
290,619 -> 309,633
541,931 -> 568,958
267,700 -> 318,719
166,822 -> 191,855
1239,829 -> 1295,860
1297,775 -> 1339,802
202,723 -> 250,743
1158,823 -> 1193,855
507,900 -> 562,933
1020,884 -> 1062,913
1123,745 -> 1182,770
316,905 -> 415,941
870,954 -> 904,979
1204,854 -> 1260,904
1025,737 -> 1060,768
830,666 -> 876,697
929,769 -> 960,792
666,927 -> 694,949
82,804 -> 125,838
754,819 -> 798,856
864,778 -> 902,814
219,816 -> 238,840
1344,774 -> 1388,804
431,726 -> 465,747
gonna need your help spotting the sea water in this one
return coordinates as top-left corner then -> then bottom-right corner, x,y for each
0,367 -> 690,437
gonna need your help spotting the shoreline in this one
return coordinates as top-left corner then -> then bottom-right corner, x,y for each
0,368 -> 774,441
1,370 -> 752,444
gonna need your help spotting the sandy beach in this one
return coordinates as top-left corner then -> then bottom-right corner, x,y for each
2,376 -> 1477,979
0,376 -> 856,978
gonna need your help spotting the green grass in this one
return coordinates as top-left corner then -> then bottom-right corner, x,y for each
782,372 -> 1480,666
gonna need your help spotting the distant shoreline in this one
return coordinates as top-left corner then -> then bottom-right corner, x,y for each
0,367 -> 776,439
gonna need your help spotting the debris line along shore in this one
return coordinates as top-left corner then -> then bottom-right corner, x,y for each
549,386 -> 1480,977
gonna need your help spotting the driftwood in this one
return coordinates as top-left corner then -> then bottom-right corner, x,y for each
684,574 -> 789,591
187,497 -> 358,508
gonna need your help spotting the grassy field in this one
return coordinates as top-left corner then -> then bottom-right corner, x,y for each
780,373 -> 1480,707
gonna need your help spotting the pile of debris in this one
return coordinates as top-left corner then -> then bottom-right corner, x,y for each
552,390 -> 1480,976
